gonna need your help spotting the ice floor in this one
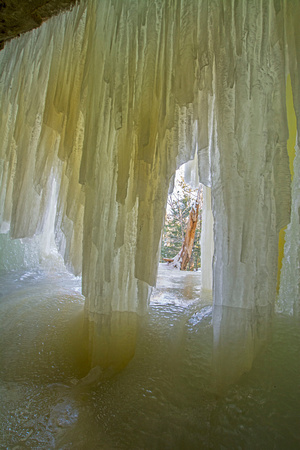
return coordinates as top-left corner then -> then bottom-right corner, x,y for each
0,264 -> 299,449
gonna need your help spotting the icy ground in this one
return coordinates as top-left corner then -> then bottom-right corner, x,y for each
0,264 -> 299,449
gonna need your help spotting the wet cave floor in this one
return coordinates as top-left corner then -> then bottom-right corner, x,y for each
0,264 -> 299,449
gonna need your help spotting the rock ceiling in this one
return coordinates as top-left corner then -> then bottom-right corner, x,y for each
0,0 -> 77,49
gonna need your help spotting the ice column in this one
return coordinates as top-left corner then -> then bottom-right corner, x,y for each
200,186 -> 214,291
210,1 -> 293,388
278,142 -> 300,315
277,2 -> 300,316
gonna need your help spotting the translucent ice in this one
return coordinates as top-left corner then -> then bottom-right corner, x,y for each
0,0 -> 299,376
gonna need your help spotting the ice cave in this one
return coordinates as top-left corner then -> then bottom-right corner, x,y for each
0,0 -> 299,448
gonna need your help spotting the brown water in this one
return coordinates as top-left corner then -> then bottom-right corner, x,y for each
0,265 -> 299,449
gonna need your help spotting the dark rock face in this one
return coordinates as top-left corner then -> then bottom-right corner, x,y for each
0,0 -> 78,49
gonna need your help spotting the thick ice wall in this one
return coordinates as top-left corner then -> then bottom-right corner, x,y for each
0,0 -> 299,373
278,142 -> 300,315
210,1 -> 291,309
0,5 -> 88,274
200,186 -> 214,291
278,5 -> 300,314
209,1 -> 296,387
278,1 -> 300,315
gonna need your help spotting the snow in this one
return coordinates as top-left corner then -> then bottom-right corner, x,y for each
0,0 -> 299,372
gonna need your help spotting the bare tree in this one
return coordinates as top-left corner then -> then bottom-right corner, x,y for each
164,184 -> 202,270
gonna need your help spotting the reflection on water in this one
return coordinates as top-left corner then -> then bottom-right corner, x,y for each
88,311 -> 138,371
0,264 -> 299,449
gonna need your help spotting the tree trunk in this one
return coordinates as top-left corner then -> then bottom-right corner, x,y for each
169,185 -> 202,270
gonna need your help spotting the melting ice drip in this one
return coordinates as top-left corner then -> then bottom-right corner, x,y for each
0,0 -> 299,385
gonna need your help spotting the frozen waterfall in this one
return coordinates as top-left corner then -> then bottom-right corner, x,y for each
0,0 -> 299,385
